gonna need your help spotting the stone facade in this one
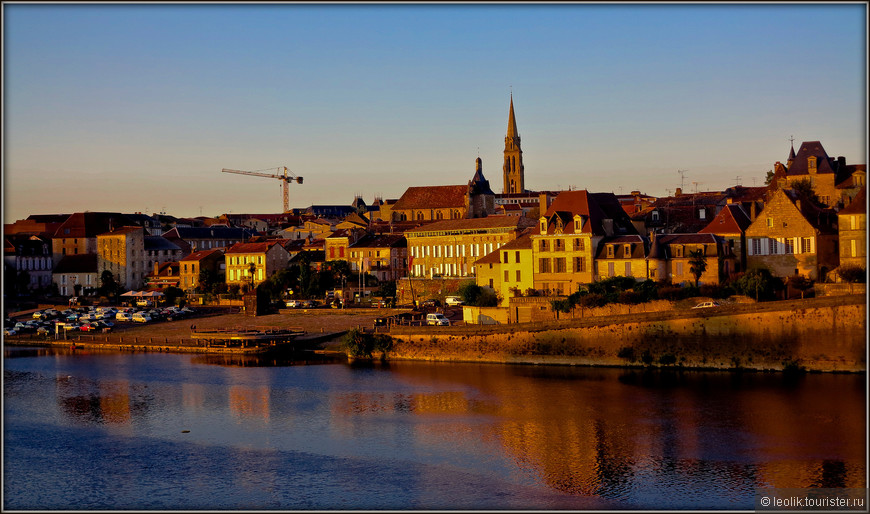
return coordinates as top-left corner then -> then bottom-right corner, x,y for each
179,249 -> 225,292
594,235 -> 650,282
97,226 -> 147,290
746,188 -> 839,280
837,187 -> 866,270
224,241 -> 290,288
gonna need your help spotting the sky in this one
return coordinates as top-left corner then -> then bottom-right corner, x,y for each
3,2 -> 867,223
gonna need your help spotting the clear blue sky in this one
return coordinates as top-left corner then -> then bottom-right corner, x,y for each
3,3 -> 866,223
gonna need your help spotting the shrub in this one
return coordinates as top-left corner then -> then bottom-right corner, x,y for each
341,328 -> 393,358
641,350 -> 654,365
617,346 -> 636,361
579,293 -> 608,308
838,265 -> 867,283
617,291 -> 643,305
658,353 -> 677,366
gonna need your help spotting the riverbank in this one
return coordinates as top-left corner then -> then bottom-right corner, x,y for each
386,295 -> 867,372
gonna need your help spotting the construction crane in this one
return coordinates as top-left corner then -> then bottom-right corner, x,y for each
221,166 -> 303,213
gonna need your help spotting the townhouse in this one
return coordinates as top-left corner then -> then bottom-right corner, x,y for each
224,241 -> 291,288
594,235 -> 650,281
348,234 -> 408,281
836,187 -> 865,270
745,188 -> 839,280
698,204 -> 753,273
771,140 -> 866,209
179,249 -> 225,292
648,233 -> 735,286
52,254 -> 99,297
475,231 -> 534,306
531,190 -> 637,296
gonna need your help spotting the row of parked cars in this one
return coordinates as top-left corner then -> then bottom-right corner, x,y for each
4,305 -> 196,336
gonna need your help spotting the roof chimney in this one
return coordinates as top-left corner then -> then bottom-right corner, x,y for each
675,187 -> 682,197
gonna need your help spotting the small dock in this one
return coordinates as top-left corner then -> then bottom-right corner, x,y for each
190,327 -> 305,348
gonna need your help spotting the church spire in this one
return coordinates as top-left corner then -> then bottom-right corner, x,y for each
507,94 -> 519,139
503,94 -> 525,194
787,135 -> 796,168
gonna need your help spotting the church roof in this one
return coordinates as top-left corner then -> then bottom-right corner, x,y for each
507,94 -> 519,139
392,185 -> 469,210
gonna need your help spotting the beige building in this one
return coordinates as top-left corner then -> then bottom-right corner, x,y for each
348,234 -> 408,281
648,233 -> 734,286
179,249 -> 225,292
531,190 -> 638,295
837,187 -> 866,270
225,241 -> 291,288
96,226 -> 147,290
406,217 -> 533,279
594,235 -> 650,281
475,232 -> 534,306
772,140 -> 866,208
745,188 -> 839,280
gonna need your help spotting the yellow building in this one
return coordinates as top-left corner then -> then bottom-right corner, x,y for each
475,232 -> 534,306
179,249 -> 225,292
405,217 -> 533,279
648,233 -> 734,286
531,190 -> 638,295
224,241 -> 290,289
593,235 -> 650,281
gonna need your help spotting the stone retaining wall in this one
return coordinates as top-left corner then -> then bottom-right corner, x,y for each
389,295 -> 866,372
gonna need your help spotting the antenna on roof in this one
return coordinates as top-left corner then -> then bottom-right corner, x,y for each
677,170 -> 688,190
733,176 -> 742,186
788,135 -> 795,146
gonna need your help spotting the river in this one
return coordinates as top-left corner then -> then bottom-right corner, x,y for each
3,346 -> 865,510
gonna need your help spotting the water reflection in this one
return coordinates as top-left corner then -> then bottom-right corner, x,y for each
4,347 -> 865,510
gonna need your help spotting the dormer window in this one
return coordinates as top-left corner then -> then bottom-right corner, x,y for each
623,244 -> 631,256
606,245 -> 614,258
808,156 -> 817,173
651,211 -> 660,222
699,208 -> 706,220
539,217 -> 547,233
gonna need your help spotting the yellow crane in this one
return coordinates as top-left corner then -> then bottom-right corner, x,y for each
221,166 -> 304,213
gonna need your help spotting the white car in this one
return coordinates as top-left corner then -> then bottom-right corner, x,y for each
692,301 -> 720,309
426,313 -> 450,326
445,296 -> 464,306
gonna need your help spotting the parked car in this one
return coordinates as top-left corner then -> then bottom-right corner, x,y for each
36,327 -> 51,336
286,299 -> 301,308
132,313 -> 152,323
445,296 -> 464,306
137,300 -> 154,308
426,313 -> 450,326
116,312 -> 133,322
4,328 -> 16,336
692,301 -> 720,309
79,323 -> 98,332
421,299 -> 440,308
330,299 -> 343,309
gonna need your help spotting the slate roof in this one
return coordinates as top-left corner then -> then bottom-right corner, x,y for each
392,185 -> 469,211
595,235 -> 649,260
144,236 -> 182,251
787,141 -> 837,176
648,233 -> 723,259
53,254 -> 98,274
163,226 -> 256,240
54,212 -> 134,239
350,234 -> 407,249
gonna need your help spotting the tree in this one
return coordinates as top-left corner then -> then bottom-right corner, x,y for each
838,265 -> 867,283
788,276 -> 814,299
197,268 -> 220,294
99,270 -> 120,299
765,169 -> 775,186
688,249 -> 708,288
733,268 -> 779,301
457,281 -> 483,305
163,286 -> 185,306
789,179 -> 821,206
247,262 -> 257,290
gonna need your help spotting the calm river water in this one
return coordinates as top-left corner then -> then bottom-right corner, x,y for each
3,346 -> 865,510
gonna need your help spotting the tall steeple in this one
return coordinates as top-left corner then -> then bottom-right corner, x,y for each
503,94 -> 525,194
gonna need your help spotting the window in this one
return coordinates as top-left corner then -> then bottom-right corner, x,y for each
539,240 -> 549,252
539,258 -> 551,273
785,238 -> 794,254
676,262 -> 684,276
767,218 -> 773,228
575,257 -> 586,272
515,251 -> 520,263
339,247 -> 345,258
851,239 -> 857,257
574,238 -> 585,251
554,239 -> 564,251
608,262 -> 615,277
674,246 -> 683,258
699,208 -> 706,220
624,244 -> 631,256
554,258 -> 566,273
851,216 -> 858,230
504,270 -> 510,282
769,238 -> 779,254
625,262 -> 632,277
516,270 -> 521,282
651,211 -> 659,222
801,237 -> 814,254
503,251 -> 508,263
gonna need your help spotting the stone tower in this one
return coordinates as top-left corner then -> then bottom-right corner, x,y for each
503,94 -> 525,194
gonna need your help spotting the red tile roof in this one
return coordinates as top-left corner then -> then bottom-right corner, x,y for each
699,204 -> 752,235
405,216 -> 532,234
392,185 -> 469,210
225,241 -> 280,254
180,249 -> 224,262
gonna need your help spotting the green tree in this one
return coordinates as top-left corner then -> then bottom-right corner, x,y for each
790,179 -> 821,206
163,286 -> 185,306
688,249 -> 708,287
458,280 -> 483,305
733,268 -> 780,301
765,169 -> 775,186
838,265 -> 867,283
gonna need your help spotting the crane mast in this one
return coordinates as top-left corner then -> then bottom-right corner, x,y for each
221,166 -> 304,213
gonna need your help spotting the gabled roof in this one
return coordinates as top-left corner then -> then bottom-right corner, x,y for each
595,235 -> 649,260
699,204 -> 752,235
392,185 -> 469,211
180,249 -> 225,262
839,187 -> 866,215
163,226 -> 256,240
648,233 -> 723,259
53,254 -> 98,274
498,231 -> 533,251
225,241 -> 284,254
541,190 -> 636,236
54,212 -> 134,239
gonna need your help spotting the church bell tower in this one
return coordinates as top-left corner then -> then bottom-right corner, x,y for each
503,94 -> 525,194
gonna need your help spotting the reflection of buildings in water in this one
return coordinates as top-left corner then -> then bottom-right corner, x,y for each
183,383 -> 206,411
229,385 -> 270,423
56,376 -> 133,429
386,364 -> 866,499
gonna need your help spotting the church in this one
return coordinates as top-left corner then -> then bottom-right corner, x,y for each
389,95 -> 541,223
